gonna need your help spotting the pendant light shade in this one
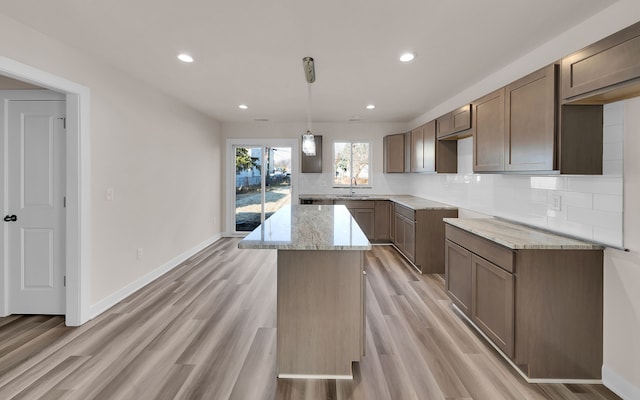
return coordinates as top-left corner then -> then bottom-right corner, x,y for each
302,57 -> 317,156
302,130 -> 316,156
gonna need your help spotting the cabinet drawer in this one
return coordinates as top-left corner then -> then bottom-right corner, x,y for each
334,200 -> 375,209
393,203 -> 415,220
445,224 -> 514,273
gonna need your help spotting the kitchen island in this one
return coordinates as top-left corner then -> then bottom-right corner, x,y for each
238,204 -> 371,379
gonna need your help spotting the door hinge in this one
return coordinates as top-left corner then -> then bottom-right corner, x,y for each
57,117 -> 66,129
63,196 -> 66,208
64,276 -> 66,287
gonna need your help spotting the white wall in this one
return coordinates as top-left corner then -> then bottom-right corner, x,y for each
0,14 -> 223,311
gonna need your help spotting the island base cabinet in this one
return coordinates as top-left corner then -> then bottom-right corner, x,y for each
471,255 -> 514,359
276,250 -> 364,378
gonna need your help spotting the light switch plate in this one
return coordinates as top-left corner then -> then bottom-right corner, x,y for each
106,187 -> 114,201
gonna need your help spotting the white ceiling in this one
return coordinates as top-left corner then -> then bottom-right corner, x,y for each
0,0 -> 618,123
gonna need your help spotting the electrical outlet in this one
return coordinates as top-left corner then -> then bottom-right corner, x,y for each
106,187 -> 114,201
137,248 -> 144,260
550,193 -> 562,211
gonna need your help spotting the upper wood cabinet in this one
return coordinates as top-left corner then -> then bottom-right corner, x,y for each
301,135 -> 322,173
562,21 -> 640,103
504,64 -> 556,172
410,121 -> 436,172
473,63 -> 603,174
383,133 -> 407,173
436,105 -> 472,139
473,88 -> 505,172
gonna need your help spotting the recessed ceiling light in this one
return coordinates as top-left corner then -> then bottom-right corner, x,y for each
366,104 -> 376,110
177,53 -> 194,63
238,104 -> 248,110
399,52 -> 415,62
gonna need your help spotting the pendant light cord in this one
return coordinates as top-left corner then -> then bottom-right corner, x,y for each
306,83 -> 312,132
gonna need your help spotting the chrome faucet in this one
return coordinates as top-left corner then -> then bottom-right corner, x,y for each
350,177 -> 357,196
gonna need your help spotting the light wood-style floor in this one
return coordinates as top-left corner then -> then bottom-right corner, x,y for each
0,238 -> 621,400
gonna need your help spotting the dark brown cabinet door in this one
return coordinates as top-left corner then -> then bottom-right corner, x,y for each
505,64 -> 557,171
410,126 -> 424,172
383,133 -> 406,173
403,218 -> 416,262
437,105 -> 471,139
422,120 -> 436,172
473,89 -> 505,172
352,208 -> 375,240
471,255 -> 514,358
452,105 -> 472,133
436,113 -> 453,138
562,21 -> 640,101
445,240 -> 472,316
411,121 -> 436,173
393,213 -> 404,250
374,201 -> 391,242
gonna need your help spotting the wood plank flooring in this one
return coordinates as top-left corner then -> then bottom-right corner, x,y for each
0,238 -> 622,400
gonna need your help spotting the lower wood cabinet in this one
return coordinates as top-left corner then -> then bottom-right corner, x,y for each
394,204 -> 458,273
471,254 -> 514,358
335,200 -> 375,240
444,224 -> 603,380
374,201 -> 391,242
445,240 -> 472,315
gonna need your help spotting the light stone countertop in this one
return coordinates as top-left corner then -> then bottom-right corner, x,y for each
298,194 -> 457,211
238,204 -> 372,250
443,218 -> 604,250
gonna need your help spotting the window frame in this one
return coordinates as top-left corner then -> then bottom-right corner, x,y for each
332,140 -> 372,188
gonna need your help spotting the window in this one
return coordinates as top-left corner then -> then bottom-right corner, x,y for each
333,142 -> 371,187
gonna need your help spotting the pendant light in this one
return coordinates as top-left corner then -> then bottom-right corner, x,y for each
302,57 -> 316,156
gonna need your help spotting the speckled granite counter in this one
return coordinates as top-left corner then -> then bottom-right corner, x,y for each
443,218 -> 604,250
239,204 -> 371,251
298,194 -> 456,211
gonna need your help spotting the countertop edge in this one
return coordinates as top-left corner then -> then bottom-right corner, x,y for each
444,218 -> 605,250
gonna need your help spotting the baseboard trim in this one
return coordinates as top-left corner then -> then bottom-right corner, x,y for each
603,364 -> 640,400
89,234 -> 222,319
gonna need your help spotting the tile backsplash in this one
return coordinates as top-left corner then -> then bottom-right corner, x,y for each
394,101 -> 624,248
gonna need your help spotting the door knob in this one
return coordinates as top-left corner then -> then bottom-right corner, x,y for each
3,215 -> 17,222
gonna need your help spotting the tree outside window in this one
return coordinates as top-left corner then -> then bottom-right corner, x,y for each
333,142 -> 371,187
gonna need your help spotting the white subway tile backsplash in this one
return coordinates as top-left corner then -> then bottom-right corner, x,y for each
555,190 -> 593,209
603,123 -> 624,143
530,176 -> 568,190
547,217 -> 594,238
603,160 -> 623,176
567,176 -> 623,195
604,101 -> 624,126
567,207 -> 622,231
594,194 -> 623,212
593,226 -> 623,247
603,141 -> 624,161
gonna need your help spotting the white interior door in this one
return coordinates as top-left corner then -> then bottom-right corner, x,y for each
6,100 -> 66,314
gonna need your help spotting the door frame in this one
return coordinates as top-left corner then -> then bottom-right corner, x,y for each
0,56 -> 91,326
226,138 -> 298,236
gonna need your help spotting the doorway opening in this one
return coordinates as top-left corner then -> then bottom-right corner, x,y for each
227,139 -> 298,235
1,56 -> 91,326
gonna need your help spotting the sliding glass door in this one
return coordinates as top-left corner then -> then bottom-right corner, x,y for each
233,144 -> 293,232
